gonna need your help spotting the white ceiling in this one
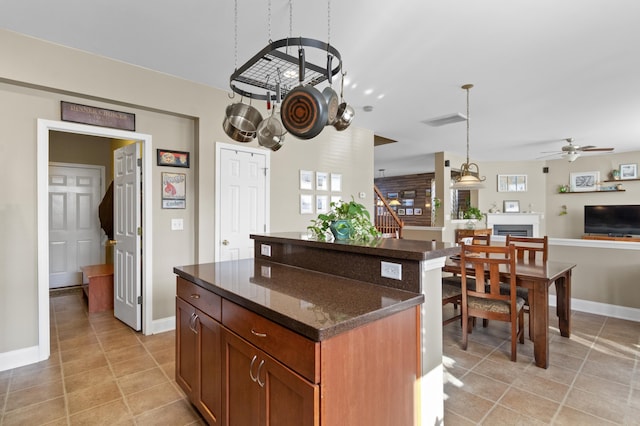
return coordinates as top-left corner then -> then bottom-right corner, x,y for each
2,0 -> 639,176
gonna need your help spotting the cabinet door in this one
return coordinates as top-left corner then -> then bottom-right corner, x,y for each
223,329 -> 261,425
195,309 -> 222,425
261,353 -> 319,426
222,329 -> 319,426
175,297 -> 197,396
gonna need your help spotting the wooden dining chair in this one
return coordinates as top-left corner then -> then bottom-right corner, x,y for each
460,243 -> 525,361
501,235 -> 548,339
442,283 -> 463,326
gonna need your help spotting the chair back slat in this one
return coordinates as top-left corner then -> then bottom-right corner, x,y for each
506,235 -> 548,262
460,243 -> 516,304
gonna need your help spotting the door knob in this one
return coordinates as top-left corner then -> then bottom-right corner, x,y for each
222,240 -> 229,246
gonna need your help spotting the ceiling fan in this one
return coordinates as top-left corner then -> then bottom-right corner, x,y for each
539,138 -> 614,162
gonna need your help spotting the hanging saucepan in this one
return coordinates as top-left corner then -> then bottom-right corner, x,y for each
223,101 -> 263,142
281,47 -> 328,139
334,72 -> 355,131
257,103 -> 286,151
322,55 -> 339,125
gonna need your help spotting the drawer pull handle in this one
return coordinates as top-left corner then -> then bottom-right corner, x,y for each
249,355 -> 258,382
251,329 -> 267,338
190,294 -> 201,299
257,359 -> 266,387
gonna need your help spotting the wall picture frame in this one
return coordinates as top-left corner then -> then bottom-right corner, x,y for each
330,173 -> 342,192
570,171 -> 599,192
157,149 -> 189,168
503,200 -> 520,213
161,172 -> 186,209
300,170 -> 313,190
620,163 -> 638,180
497,174 -> 527,192
316,195 -> 329,213
300,194 -> 313,214
316,172 -> 329,191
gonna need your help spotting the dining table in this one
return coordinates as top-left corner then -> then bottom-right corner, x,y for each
443,257 -> 576,369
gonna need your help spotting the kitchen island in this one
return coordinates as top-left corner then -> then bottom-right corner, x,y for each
175,233 -> 457,425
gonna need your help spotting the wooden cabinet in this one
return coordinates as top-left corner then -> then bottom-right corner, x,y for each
176,279 -> 222,425
222,328 -> 318,426
176,274 -> 418,426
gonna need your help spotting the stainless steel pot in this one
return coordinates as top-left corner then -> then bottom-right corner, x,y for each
281,48 -> 328,139
322,55 -> 339,125
257,107 -> 286,150
222,102 -> 263,142
333,72 -> 355,131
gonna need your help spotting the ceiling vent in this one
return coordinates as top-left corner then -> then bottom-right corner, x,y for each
421,113 -> 467,127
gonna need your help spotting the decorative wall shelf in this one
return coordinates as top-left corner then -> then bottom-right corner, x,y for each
603,178 -> 640,183
560,189 -> 626,194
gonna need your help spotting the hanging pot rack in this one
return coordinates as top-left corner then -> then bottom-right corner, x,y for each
229,37 -> 342,102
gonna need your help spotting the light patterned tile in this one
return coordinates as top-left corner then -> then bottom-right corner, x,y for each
66,379 -> 121,414
125,381 -> 182,416
117,367 -> 168,396
134,399 -> 202,426
1,396 -> 66,426
68,398 -> 134,425
499,387 -> 559,423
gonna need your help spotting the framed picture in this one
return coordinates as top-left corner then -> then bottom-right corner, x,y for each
397,208 -> 406,215
316,172 -> 328,191
161,172 -> 186,209
157,149 -> 189,168
414,208 -> 423,215
406,208 -> 414,215
330,173 -> 342,192
403,199 -> 414,207
402,190 -> 416,198
387,192 -> 399,199
316,195 -> 329,213
570,171 -> 600,192
300,170 -> 313,190
331,195 -> 342,205
620,163 -> 638,180
300,194 -> 313,214
503,200 -> 520,213
497,174 -> 527,192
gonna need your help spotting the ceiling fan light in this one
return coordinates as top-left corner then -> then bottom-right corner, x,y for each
565,152 -> 579,162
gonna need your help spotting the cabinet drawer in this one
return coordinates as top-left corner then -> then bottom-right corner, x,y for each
177,277 -> 222,322
222,299 -> 320,383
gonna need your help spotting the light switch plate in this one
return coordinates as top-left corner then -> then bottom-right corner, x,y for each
171,218 -> 184,230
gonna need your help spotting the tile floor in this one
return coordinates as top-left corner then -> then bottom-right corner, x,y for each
442,304 -> 640,425
1,289 -> 638,425
0,288 -> 204,425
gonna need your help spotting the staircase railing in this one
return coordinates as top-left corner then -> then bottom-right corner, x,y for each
373,185 -> 404,238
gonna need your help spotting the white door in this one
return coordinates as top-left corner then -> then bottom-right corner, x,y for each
49,164 -> 103,288
113,143 -> 142,330
219,147 -> 268,261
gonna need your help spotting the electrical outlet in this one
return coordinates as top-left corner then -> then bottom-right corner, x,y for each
260,244 -> 271,257
381,261 -> 402,280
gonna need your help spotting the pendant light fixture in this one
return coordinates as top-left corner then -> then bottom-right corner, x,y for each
452,84 -> 486,189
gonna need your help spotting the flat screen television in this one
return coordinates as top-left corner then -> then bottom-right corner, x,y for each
584,205 -> 640,236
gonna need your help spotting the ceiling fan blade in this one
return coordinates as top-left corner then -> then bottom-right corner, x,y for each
576,145 -> 596,151
536,153 -> 561,160
582,147 -> 614,152
539,150 -> 562,154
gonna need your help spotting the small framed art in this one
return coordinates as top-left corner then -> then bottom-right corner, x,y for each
157,149 -> 189,168
503,200 -> 520,213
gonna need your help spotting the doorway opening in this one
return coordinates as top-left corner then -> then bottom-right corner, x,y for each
37,119 -> 154,364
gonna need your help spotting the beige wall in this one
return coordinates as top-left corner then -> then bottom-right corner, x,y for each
0,29 -> 374,355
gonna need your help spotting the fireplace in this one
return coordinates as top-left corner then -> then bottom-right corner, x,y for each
486,213 -> 542,238
493,224 -> 533,237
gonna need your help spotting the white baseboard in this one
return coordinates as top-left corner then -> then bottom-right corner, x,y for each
549,295 -> 640,322
0,345 -> 44,372
151,316 -> 176,334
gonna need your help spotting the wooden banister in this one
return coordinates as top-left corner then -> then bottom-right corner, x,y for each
373,185 -> 404,238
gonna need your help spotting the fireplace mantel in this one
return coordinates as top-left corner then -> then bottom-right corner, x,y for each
486,213 -> 543,238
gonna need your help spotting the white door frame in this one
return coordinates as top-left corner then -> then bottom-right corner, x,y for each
37,119 -> 153,362
214,142 -> 270,262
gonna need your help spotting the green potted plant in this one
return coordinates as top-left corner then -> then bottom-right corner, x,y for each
463,205 -> 484,221
307,198 -> 381,242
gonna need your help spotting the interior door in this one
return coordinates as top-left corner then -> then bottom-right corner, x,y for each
49,164 -> 103,288
113,143 -> 142,330
219,148 -> 267,261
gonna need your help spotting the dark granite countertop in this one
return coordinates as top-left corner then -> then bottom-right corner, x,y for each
251,232 -> 458,261
174,258 -> 424,342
